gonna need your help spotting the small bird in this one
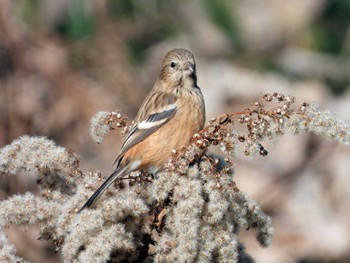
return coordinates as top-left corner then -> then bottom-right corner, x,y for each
79,48 -> 205,211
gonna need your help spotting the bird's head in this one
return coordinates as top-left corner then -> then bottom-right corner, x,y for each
159,48 -> 197,91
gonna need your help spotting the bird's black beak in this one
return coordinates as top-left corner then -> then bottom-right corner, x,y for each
185,62 -> 194,74
184,62 -> 195,75
184,62 -> 197,85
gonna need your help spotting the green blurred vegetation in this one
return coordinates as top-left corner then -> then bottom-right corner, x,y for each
310,0 -> 350,54
203,0 -> 242,52
16,0 -> 40,26
56,0 -> 95,40
7,0 -> 350,91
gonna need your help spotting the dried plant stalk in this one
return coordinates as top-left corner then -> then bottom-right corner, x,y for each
0,93 -> 349,262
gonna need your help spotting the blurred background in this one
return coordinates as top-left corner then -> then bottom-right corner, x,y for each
0,0 -> 350,262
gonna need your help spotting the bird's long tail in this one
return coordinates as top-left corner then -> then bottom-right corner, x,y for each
78,166 -> 128,212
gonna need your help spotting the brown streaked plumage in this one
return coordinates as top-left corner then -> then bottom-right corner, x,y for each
79,48 -> 205,211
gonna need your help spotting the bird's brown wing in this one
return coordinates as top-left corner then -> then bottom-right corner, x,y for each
113,90 -> 178,166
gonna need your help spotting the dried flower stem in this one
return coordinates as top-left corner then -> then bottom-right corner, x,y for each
0,93 -> 349,262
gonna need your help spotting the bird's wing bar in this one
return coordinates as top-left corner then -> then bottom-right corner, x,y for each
114,102 -> 178,165
120,106 -> 177,153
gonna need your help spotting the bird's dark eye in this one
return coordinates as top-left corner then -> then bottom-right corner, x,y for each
170,62 -> 176,68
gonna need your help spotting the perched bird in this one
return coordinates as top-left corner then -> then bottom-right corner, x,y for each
79,48 -> 205,211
